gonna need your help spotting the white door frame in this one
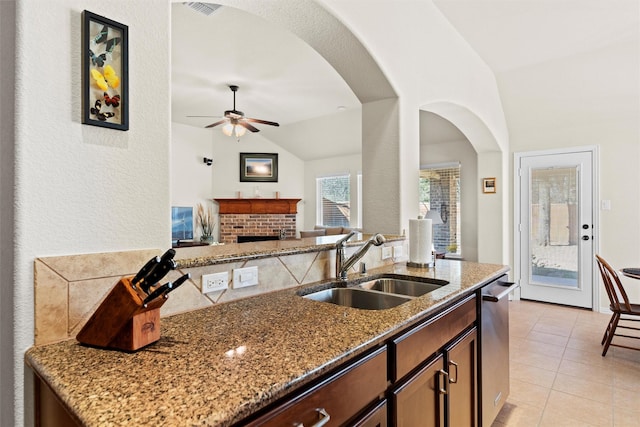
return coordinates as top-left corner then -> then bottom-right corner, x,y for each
513,145 -> 600,311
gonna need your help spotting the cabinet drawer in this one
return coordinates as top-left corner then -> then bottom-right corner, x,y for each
392,295 -> 476,381
246,346 -> 387,427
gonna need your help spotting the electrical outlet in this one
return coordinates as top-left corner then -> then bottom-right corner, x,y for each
233,266 -> 258,289
382,246 -> 392,260
202,271 -> 228,293
393,245 -> 403,258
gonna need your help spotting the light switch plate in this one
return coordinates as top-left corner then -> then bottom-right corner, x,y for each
233,266 -> 258,289
382,246 -> 392,260
393,245 -> 403,258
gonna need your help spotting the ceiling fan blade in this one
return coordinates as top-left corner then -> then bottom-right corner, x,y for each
245,117 -> 280,127
238,121 -> 260,133
205,119 -> 228,128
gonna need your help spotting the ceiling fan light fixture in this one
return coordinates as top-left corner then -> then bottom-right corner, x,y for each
234,125 -> 247,137
193,85 -> 279,136
222,122 -> 246,138
222,123 -> 234,136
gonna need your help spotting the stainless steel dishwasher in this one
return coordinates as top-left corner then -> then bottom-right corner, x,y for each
480,277 -> 519,426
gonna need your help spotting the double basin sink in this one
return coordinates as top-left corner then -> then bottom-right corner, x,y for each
301,276 -> 449,310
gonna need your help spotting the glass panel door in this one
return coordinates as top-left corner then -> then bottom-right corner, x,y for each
518,151 -> 594,308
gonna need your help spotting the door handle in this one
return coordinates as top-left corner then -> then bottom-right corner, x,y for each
448,360 -> 459,384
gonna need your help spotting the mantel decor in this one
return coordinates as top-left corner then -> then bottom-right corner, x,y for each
82,11 -> 129,131
240,153 -> 278,182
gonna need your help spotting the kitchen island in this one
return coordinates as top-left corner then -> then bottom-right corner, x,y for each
26,259 -> 509,426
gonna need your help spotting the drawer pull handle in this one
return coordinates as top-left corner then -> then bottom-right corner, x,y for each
438,369 -> 449,395
294,408 -> 331,427
448,360 -> 459,384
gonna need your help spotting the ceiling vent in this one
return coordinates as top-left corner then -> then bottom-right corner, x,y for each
183,2 -> 222,16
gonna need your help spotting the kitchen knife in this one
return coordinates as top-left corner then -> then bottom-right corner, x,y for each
161,273 -> 190,298
142,274 -> 190,306
130,256 -> 161,290
142,281 -> 172,306
139,249 -> 177,294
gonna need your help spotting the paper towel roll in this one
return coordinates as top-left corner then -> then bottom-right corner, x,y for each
409,218 -> 433,266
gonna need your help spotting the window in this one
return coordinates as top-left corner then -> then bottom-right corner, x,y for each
419,164 -> 461,256
317,174 -> 351,227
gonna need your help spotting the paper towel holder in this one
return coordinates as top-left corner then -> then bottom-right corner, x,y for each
407,259 -> 435,269
407,215 -> 436,268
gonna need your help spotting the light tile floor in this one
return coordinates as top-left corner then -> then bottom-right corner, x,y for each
492,300 -> 640,427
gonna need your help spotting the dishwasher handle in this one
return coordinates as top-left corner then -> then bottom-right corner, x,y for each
482,281 -> 519,302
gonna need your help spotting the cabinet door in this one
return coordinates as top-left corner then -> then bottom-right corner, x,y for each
351,400 -> 388,427
392,354 -> 445,427
446,328 -> 477,427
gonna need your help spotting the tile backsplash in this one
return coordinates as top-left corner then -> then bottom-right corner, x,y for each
34,241 -> 406,346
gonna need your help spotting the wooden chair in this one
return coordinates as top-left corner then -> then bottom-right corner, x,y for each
595,254 -> 640,356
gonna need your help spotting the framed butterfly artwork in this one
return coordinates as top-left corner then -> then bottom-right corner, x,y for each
82,11 -> 128,130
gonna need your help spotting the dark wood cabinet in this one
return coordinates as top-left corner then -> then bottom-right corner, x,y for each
393,328 -> 477,427
391,296 -> 476,382
445,328 -> 478,427
244,346 -> 387,427
393,354 -> 445,427
391,295 -> 477,427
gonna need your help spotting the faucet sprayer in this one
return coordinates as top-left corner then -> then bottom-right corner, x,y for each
336,232 -> 386,281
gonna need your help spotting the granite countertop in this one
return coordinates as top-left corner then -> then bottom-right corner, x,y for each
173,233 -> 405,268
26,260 -> 509,426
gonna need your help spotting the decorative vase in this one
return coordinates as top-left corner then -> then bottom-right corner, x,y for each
200,235 -> 214,244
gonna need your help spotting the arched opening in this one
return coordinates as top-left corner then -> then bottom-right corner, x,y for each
421,102 -> 507,263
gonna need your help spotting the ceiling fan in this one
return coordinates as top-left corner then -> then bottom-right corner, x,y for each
188,85 -> 279,138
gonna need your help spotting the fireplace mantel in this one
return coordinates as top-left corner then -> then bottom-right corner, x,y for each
214,198 -> 301,215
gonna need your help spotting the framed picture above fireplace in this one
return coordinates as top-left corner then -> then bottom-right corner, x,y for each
240,153 -> 278,182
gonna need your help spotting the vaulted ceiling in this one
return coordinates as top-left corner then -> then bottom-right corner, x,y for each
172,1 -> 639,159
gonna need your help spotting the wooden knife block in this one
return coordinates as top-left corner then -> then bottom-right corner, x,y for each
76,277 -> 166,352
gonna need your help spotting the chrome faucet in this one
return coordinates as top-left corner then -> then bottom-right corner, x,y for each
336,231 -> 386,281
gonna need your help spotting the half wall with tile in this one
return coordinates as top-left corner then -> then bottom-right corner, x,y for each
34,240 -> 407,346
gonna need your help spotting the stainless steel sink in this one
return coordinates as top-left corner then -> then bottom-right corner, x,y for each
303,287 -> 412,310
361,278 -> 445,297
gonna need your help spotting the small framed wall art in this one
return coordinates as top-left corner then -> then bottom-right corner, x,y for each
482,177 -> 497,194
239,153 -> 278,182
82,11 -> 129,130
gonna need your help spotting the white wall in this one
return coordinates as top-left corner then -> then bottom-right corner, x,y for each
171,122 -> 305,240
501,36 -> 640,306
9,1 -> 171,424
421,140 -> 478,262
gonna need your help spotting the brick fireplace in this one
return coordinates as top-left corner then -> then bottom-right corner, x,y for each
215,198 -> 301,244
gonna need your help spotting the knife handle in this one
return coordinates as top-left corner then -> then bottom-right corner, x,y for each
143,282 -> 171,306
159,248 -> 176,262
162,273 -> 190,298
130,256 -> 161,289
139,258 -> 177,294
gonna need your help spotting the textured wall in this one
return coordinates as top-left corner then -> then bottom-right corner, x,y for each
12,1 -> 171,425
